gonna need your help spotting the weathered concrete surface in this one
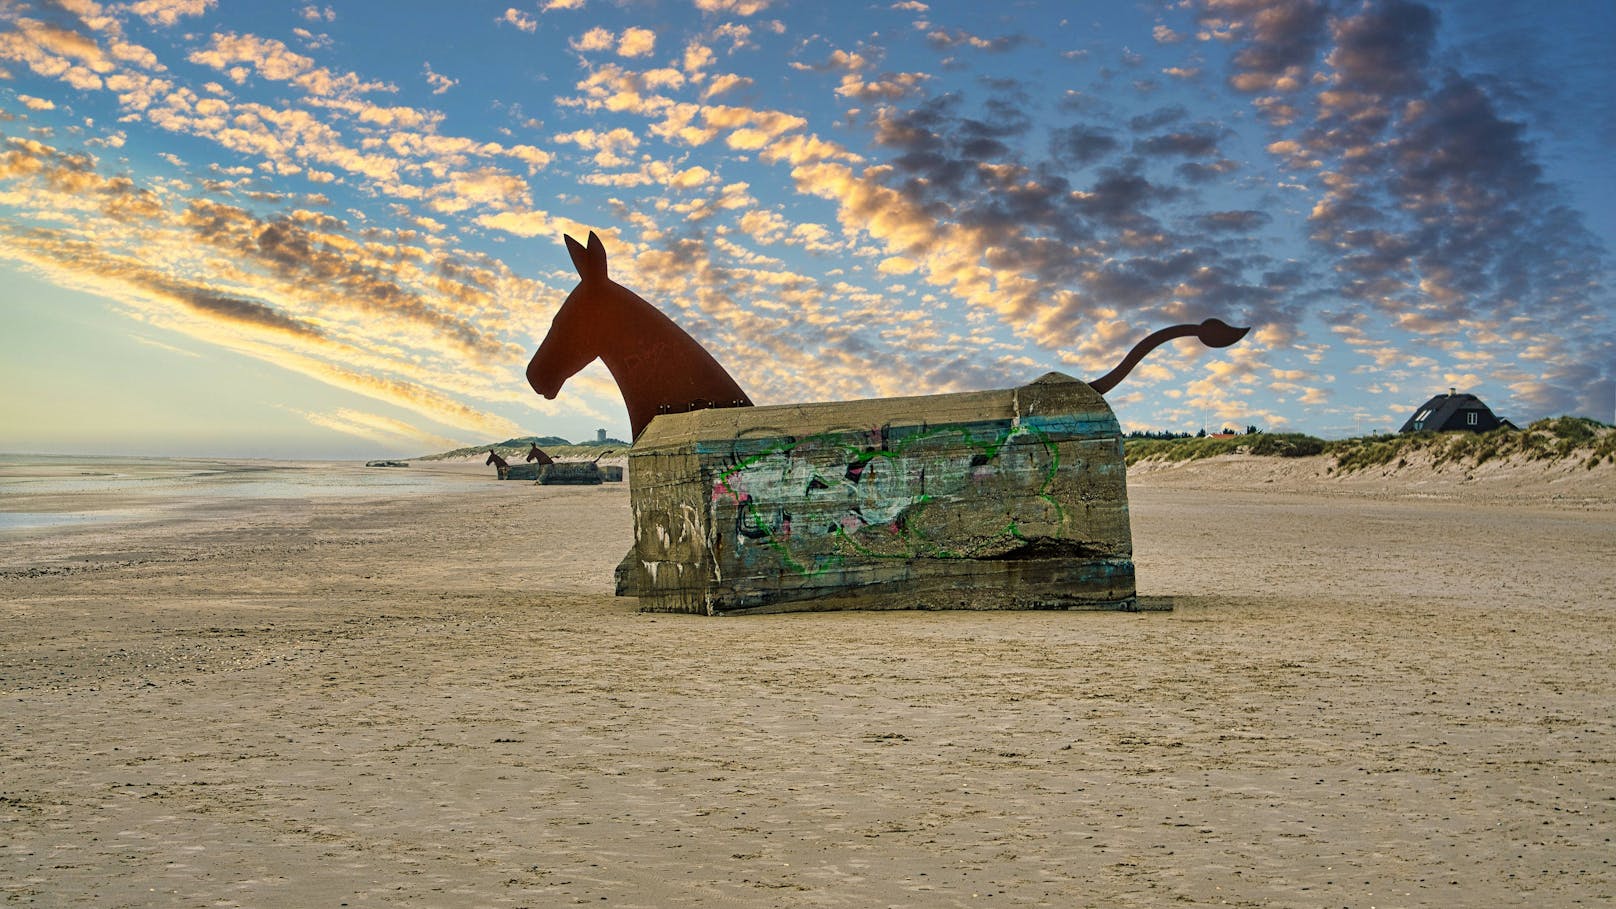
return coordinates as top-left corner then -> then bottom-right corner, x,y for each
537,462 -> 604,485
505,463 -> 543,481
626,372 -> 1140,615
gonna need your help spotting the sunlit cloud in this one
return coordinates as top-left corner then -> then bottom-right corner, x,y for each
695,0 -> 772,16
127,0 -> 216,28
499,8 -> 537,33
128,333 -> 203,358
422,62 -> 457,95
617,27 -> 656,59
293,406 -> 459,451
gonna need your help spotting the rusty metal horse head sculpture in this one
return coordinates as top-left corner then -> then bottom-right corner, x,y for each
526,232 -> 752,441
526,232 -> 1249,439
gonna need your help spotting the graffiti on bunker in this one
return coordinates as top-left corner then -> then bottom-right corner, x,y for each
705,417 -> 1120,577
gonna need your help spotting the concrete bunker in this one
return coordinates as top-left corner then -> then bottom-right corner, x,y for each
620,372 -> 1141,615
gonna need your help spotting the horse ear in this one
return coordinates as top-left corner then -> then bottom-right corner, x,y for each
564,233 -> 589,278
584,231 -> 609,281
563,232 -> 610,282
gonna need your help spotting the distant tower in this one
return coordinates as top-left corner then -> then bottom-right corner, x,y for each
596,428 -> 607,443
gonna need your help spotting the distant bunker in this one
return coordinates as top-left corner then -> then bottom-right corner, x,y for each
506,462 -> 622,483
624,372 -> 1145,616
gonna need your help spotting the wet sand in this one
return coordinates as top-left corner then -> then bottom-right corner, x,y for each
2,457 -> 1613,907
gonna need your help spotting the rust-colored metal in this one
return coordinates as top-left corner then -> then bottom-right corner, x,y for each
1087,318 -> 1250,395
525,232 -> 1249,439
525,232 -> 753,441
485,449 -> 509,479
525,443 -> 554,465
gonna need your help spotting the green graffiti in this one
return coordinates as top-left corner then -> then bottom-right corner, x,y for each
710,420 -> 1076,577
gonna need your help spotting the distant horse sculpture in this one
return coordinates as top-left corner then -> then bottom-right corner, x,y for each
485,450 -> 509,480
524,232 -> 1249,439
526,231 -> 751,441
526,444 -> 554,465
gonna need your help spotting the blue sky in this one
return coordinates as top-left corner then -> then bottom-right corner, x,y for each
1,0 -> 1611,458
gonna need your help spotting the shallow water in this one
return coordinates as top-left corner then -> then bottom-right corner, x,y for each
0,455 -> 474,535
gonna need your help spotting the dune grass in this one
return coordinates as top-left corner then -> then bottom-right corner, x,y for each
417,436 -> 626,462
1123,432 -> 1324,465
1126,417 -> 1616,473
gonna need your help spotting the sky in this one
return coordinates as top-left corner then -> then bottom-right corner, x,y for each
1,0 -> 1611,458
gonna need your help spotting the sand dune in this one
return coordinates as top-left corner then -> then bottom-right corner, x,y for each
2,456 -> 1611,907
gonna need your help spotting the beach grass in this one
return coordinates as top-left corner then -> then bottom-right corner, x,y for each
1126,416 -> 1616,473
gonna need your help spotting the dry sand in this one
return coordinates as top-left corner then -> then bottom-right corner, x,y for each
2,456 -> 1613,907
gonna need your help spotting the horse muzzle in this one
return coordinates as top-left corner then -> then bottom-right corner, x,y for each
526,359 -> 559,399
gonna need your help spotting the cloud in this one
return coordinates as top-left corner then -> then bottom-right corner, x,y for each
571,27 -> 613,52
922,26 -> 1030,53
1192,210 -> 1271,233
1133,125 -> 1225,158
1049,125 -> 1119,167
553,126 -> 640,166
500,8 -> 537,32
836,70 -> 930,102
682,41 -> 715,74
791,49 -> 870,74
1204,0 -> 1329,94
1325,0 -> 1436,98
129,333 -> 203,357
188,31 -> 392,97
423,62 -> 457,95
155,278 -> 326,338
701,72 -> 752,99
878,255 -> 919,275
695,0 -> 772,15
617,27 -> 656,58
296,407 -> 457,450
127,0 -> 215,28
475,209 -> 557,237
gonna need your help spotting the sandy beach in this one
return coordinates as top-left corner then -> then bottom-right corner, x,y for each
2,455 -> 1613,907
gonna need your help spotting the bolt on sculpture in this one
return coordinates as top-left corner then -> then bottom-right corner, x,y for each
526,232 -> 1250,615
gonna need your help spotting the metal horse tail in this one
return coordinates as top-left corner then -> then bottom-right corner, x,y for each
1087,318 -> 1250,395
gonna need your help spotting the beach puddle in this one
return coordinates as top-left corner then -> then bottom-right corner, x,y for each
0,509 -> 146,533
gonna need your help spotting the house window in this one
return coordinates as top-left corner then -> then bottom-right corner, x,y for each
1416,409 -> 1433,421
1467,411 -> 1478,426
1413,421 -> 1424,430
